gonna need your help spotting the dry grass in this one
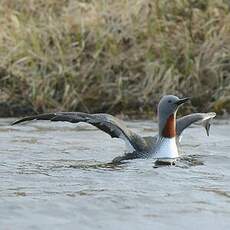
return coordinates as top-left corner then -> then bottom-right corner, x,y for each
0,0 -> 230,117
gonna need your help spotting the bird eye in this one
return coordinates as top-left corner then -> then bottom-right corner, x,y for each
168,100 -> 172,103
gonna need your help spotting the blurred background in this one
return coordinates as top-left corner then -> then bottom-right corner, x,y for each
0,0 -> 230,118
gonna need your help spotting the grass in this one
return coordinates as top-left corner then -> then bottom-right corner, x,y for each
0,0 -> 230,117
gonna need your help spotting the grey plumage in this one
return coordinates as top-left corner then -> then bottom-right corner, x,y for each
176,112 -> 216,137
12,110 -> 216,162
12,112 -> 147,152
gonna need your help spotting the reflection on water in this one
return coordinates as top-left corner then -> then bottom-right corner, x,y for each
68,162 -> 125,170
176,155 -> 204,168
200,187 -> 230,199
0,118 -> 230,230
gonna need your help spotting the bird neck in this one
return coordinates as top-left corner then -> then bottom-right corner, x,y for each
160,113 -> 176,138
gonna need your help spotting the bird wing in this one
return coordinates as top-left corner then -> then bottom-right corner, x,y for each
12,112 -> 147,152
176,112 -> 216,138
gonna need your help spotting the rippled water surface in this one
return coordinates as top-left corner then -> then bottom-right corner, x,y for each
0,118 -> 230,230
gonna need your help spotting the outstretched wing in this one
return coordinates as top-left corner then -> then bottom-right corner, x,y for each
176,112 -> 216,138
12,112 -> 147,152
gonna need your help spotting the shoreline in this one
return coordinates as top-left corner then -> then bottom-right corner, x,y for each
0,102 -> 228,119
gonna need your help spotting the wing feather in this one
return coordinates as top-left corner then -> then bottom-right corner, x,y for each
12,112 -> 147,152
176,112 -> 216,137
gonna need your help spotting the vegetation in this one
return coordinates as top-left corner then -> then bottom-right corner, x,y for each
0,0 -> 230,117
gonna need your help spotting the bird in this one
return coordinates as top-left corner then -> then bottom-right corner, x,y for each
12,95 -> 216,164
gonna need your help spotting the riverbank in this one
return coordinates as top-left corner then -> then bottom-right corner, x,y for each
0,0 -> 230,117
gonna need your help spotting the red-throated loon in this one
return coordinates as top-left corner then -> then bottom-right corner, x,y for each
12,95 -> 216,163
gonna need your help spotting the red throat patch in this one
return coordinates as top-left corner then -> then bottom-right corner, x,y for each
162,114 -> 176,138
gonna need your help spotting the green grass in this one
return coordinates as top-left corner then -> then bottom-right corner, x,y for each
0,0 -> 230,117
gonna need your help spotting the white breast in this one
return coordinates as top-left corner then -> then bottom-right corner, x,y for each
153,137 -> 178,159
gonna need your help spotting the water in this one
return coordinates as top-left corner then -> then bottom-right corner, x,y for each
0,118 -> 230,230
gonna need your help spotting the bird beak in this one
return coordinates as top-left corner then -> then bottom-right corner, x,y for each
175,97 -> 190,106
